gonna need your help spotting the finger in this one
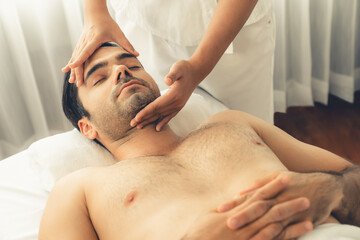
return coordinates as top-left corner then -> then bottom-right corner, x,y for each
70,42 -> 101,69
63,55 -> 77,72
133,102 -> 160,123
62,65 -> 71,72
254,172 -> 282,187
136,114 -> 162,129
69,69 -> 76,83
247,197 -> 310,235
235,185 -> 261,197
63,53 -> 78,72
117,37 -> 139,56
262,197 -> 310,223
249,222 -> 283,240
279,221 -> 313,240
136,107 -> 177,128
75,68 -> 83,87
238,172 -> 282,196
164,76 -> 174,86
76,66 -> 84,87
137,107 -> 176,127
133,95 -> 174,123
217,194 -> 248,213
227,200 -> 275,230
66,43 -> 82,68
156,112 -> 177,131
229,197 -> 309,233
165,63 -> 183,84
251,175 -> 290,201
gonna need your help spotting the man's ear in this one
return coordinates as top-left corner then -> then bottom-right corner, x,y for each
78,118 -> 98,140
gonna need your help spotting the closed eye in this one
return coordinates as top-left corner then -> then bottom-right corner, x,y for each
94,78 -> 106,86
129,66 -> 141,70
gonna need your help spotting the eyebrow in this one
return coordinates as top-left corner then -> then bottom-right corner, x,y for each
84,52 -> 137,83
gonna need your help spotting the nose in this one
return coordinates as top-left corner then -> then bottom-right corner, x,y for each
113,65 -> 133,85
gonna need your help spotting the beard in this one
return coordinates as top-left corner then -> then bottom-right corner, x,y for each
113,76 -> 159,119
92,76 -> 160,141
117,86 -> 158,119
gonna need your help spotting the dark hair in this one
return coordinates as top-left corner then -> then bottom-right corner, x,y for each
62,43 -> 121,149
62,71 -> 90,130
62,42 -> 120,130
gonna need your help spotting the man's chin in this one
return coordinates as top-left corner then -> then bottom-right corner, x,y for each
124,91 -> 158,118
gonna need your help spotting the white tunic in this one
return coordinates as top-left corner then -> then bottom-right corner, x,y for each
109,0 -> 275,123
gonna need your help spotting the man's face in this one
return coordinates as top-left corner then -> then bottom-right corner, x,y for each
78,46 -> 160,140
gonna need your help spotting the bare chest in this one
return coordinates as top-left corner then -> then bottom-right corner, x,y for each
88,123 -> 285,239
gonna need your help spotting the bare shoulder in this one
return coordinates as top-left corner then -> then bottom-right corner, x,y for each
198,110 -> 259,129
39,167 -> 100,240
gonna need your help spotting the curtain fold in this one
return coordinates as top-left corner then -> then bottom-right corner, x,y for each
0,0 -> 79,159
273,0 -> 360,112
0,0 -> 359,160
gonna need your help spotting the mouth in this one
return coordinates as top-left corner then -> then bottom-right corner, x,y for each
117,80 -> 144,97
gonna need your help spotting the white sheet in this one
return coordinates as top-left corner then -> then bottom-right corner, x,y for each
0,151 -> 47,239
299,223 -> 360,240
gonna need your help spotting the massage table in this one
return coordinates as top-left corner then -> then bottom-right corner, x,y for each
0,89 -> 359,240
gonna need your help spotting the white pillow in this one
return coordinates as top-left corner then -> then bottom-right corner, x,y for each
30,91 -> 227,191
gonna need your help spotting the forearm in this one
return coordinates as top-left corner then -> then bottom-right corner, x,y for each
189,0 -> 258,80
331,165 -> 360,225
84,0 -> 111,25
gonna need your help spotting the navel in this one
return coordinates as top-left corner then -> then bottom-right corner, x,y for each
124,190 -> 138,207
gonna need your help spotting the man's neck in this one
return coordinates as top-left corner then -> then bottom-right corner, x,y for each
107,124 -> 182,161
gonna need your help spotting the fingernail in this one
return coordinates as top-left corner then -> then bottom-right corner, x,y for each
280,176 -> 289,184
304,222 -> 312,231
301,199 -> 310,209
217,204 -> 229,212
130,120 -> 136,127
230,218 -> 238,229
134,50 -> 139,56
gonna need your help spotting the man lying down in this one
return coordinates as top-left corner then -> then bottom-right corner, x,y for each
39,43 -> 360,240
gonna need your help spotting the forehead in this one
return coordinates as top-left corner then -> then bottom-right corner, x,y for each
84,46 -> 131,70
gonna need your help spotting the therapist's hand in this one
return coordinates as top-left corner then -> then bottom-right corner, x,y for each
218,171 -> 342,239
62,15 -> 138,87
130,60 -> 202,131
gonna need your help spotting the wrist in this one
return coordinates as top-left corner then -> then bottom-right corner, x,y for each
330,165 -> 360,225
187,56 -> 212,84
321,172 -> 344,212
84,0 -> 111,25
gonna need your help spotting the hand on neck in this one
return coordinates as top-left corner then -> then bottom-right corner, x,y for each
106,123 -> 182,161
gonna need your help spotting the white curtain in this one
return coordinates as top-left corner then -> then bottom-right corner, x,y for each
0,0 -> 83,159
0,0 -> 359,160
274,0 -> 360,112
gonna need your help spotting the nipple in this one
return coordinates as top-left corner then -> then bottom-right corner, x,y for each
124,190 -> 138,207
251,139 -> 264,147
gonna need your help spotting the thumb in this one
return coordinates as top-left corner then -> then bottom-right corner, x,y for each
164,76 -> 174,86
117,36 -> 139,56
165,64 -> 182,86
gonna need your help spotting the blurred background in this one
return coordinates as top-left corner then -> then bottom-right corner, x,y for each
0,0 -> 359,160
